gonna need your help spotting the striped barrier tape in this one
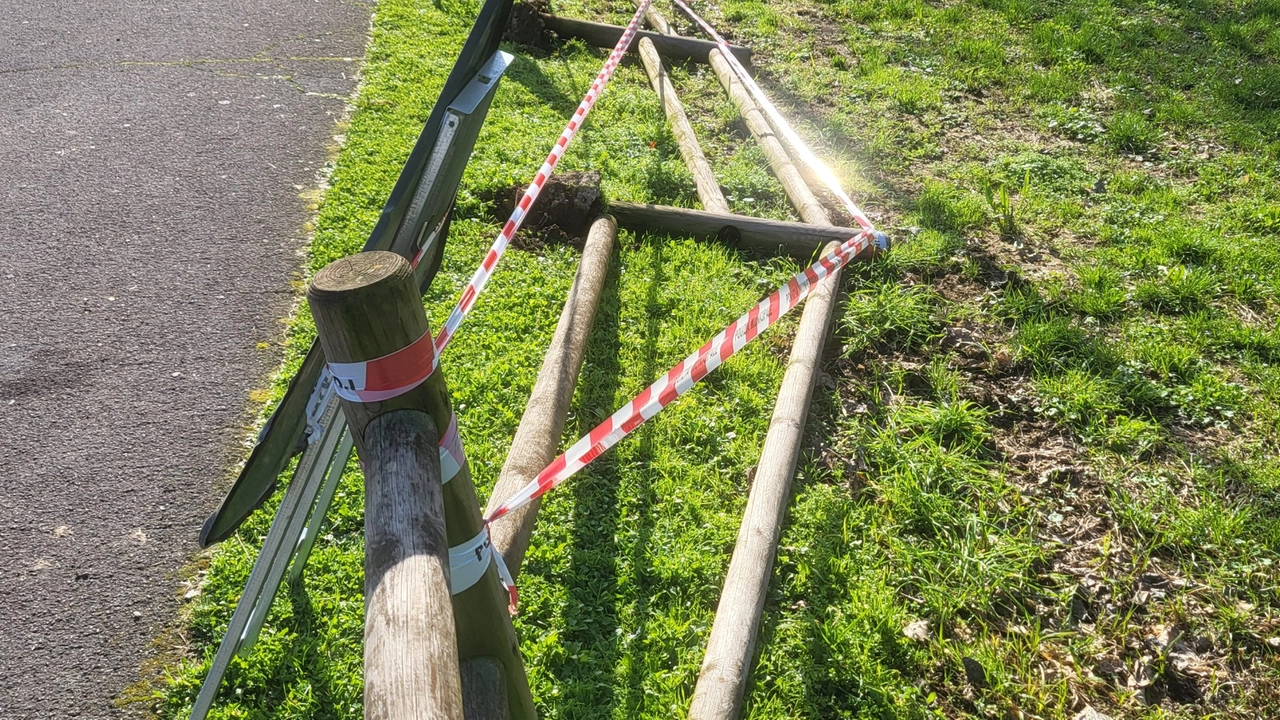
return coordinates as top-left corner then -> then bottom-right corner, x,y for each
671,0 -> 876,233
449,526 -> 517,610
440,426 -> 518,610
485,226 -> 885,525
430,0 -> 654,362
312,383 -> 503,600
438,412 -> 465,484
327,330 -> 437,403
484,1 -> 886,531
318,0 -> 883,613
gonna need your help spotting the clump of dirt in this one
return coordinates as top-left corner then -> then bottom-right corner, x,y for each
504,0 -> 552,50
487,170 -> 604,250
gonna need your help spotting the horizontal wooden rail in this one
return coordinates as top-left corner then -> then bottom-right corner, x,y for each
538,13 -> 751,66
608,201 -> 870,258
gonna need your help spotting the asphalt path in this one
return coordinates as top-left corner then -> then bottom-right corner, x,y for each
0,1 -> 373,716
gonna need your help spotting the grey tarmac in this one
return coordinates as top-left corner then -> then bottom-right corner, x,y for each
0,1 -> 375,716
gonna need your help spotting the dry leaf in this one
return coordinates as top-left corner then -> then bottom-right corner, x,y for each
903,619 -> 931,643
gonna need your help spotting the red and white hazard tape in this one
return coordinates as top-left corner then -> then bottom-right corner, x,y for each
438,412 -> 464,484
327,330 -> 437,403
438,424 -> 519,611
486,226 -> 883,524
671,0 -> 877,233
430,0 -> 654,362
448,526 -> 518,611
485,1 -> 887,527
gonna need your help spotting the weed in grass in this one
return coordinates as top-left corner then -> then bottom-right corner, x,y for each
992,151 -> 1091,197
1013,317 -> 1116,372
1174,372 -> 1246,427
1101,414 -> 1164,455
981,176 -> 1022,239
1034,368 -> 1122,429
1106,110 -> 1161,155
887,228 -> 963,277
841,281 -> 942,354
917,180 -> 987,234
1134,264 -> 1219,314
1069,265 -> 1127,319
1128,333 -> 1201,381
1238,200 -> 1280,234
1043,104 -> 1105,142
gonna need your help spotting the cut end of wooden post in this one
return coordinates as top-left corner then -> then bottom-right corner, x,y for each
307,251 -> 430,370
309,250 -> 413,302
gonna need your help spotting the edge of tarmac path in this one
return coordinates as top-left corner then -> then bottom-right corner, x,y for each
0,1 -> 377,717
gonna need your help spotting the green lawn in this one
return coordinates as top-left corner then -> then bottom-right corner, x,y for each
148,0 -> 1279,717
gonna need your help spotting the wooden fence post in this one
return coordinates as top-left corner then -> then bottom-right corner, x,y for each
309,251 -> 536,720
309,253 -> 463,720
485,216 -> 616,580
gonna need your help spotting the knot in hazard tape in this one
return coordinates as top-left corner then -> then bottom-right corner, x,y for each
326,330 -> 436,403
448,525 -> 518,613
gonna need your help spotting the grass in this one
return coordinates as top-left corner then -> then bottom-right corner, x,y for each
147,0 -> 1280,717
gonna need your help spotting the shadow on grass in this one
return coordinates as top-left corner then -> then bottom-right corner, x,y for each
283,579 -> 347,719
550,237 -> 641,715
549,237 -> 672,716
615,239 -> 668,715
504,50 -> 579,120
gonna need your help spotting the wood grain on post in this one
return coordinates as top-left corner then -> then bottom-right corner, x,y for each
642,3 -> 674,35
309,252 -> 536,720
485,217 -> 616,580
363,410 -> 464,720
538,13 -> 751,66
308,255 -> 462,720
608,202 -> 869,258
636,37 -> 729,214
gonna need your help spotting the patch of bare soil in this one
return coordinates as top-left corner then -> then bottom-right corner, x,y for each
504,0 -> 552,50
487,170 -> 604,250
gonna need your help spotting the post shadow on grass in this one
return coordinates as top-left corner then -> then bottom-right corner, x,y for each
550,236 -> 628,713
504,48 -> 581,120
201,577 -> 349,718
283,577 -> 347,719
593,236 -> 667,716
